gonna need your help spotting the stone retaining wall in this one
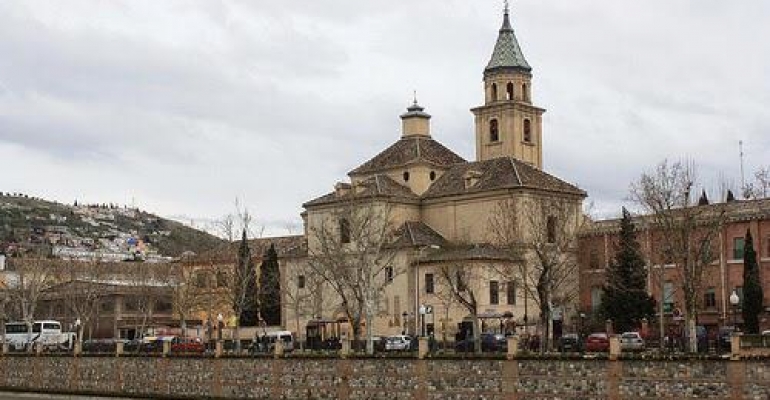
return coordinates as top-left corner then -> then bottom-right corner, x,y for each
1,355 -> 769,399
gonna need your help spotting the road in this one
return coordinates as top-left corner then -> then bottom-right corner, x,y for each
0,392 -> 139,399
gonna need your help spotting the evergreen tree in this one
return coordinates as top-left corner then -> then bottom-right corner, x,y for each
259,244 -> 282,326
742,229 -> 763,334
236,230 -> 259,327
600,207 -> 656,333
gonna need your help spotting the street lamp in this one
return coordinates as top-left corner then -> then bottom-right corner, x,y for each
217,313 -> 224,342
730,290 -> 740,328
74,318 -> 82,351
402,312 -> 408,335
419,305 -> 427,337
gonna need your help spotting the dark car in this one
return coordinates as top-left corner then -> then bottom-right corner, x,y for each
456,333 -> 507,352
558,334 -> 581,352
719,326 -> 737,350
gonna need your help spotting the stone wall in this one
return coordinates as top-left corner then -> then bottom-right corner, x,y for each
1,355 -> 769,399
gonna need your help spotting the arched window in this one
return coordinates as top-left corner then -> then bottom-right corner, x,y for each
403,171 -> 410,182
546,216 -> 557,243
489,119 -> 499,142
339,218 -> 351,244
506,82 -> 514,100
429,171 -> 436,181
523,119 -> 532,142
491,83 -> 498,102
522,83 -> 529,101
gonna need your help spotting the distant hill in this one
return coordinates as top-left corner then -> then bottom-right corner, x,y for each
0,192 -> 225,259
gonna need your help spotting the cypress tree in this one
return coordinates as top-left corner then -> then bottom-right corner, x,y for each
259,244 -> 282,326
600,207 -> 656,333
742,229 -> 763,333
237,230 -> 259,326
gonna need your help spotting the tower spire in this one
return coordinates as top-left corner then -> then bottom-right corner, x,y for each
486,2 -> 531,74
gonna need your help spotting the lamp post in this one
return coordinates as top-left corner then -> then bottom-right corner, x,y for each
419,305 -> 426,337
730,290 -> 740,328
217,313 -> 224,342
579,312 -> 586,343
74,318 -> 81,353
402,312 -> 408,335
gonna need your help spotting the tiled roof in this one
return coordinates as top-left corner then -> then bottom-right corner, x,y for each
247,235 -> 306,258
304,174 -> 419,207
583,198 -> 770,236
422,157 -> 585,199
486,10 -> 531,73
391,221 -> 447,248
349,137 -> 466,175
419,243 -> 519,263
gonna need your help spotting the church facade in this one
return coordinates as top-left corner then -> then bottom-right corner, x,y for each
280,7 -> 586,343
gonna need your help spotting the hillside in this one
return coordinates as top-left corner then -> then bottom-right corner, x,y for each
0,193 -> 224,260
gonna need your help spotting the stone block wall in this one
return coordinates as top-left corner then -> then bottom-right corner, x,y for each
1,355 -> 770,399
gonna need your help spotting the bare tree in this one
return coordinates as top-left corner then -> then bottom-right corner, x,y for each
124,263 -> 174,344
6,257 -> 58,348
283,259 -> 320,343
489,195 -> 583,351
170,258 -> 204,338
744,166 -> 770,199
58,260 -> 108,344
306,199 -> 398,355
435,256 -> 487,353
630,159 -> 726,352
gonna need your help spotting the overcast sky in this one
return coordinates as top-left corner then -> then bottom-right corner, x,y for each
2,0 -> 769,236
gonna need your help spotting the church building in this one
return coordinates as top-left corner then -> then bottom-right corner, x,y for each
281,6 -> 586,344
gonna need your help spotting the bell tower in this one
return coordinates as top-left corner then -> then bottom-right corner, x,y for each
471,4 -> 545,168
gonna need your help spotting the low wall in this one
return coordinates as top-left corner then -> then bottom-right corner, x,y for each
1,355 -> 770,399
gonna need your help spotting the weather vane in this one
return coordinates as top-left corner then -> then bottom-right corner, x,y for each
412,90 -> 418,105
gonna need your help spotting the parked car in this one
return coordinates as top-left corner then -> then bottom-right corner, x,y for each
620,332 -> 644,352
558,334 -> 581,352
171,337 -> 205,354
385,335 -> 413,351
455,333 -> 507,352
719,326 -> 738,350
584,333 -> 609,352
682,325 -> 708,353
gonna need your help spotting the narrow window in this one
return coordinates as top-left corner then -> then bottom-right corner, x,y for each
425,273 -> 434,294
766,236 -> 770,257
546,216 -> 557,243
403,171 -> 410,182
733,237 -> 745,260
429,171 -> 436,181
507,281 -> 516,305
491,83 -> 498,101
385,266 -> 393,283
340,218 -> 351,244
298,275 -> 306,289
489,280 -> 499,305
506,82 -> 514,100
489,119 -> 499,142
523,119 -> 532,143
704,287 -> 716,308
522,83 -> 529,101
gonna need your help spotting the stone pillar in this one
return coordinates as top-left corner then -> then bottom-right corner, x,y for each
74,341 -> 82,357
341,338 -> 351,358
35,341 -> 43,356
1,342 -> 7,355
506,336 -> 519,360
116,341 -> 124,357
215,341 -> 223,358
608,335 -> 620,361
418,337 -> 429,359
274,338 -> 284,358
162,340 -> 171,357
730,334 -> 741,360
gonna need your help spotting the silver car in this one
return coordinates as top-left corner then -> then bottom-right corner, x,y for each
620,332 -> 645,351
384,335 -> 413,351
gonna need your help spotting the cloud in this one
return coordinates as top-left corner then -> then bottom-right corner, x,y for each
1,0 -> 769,235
